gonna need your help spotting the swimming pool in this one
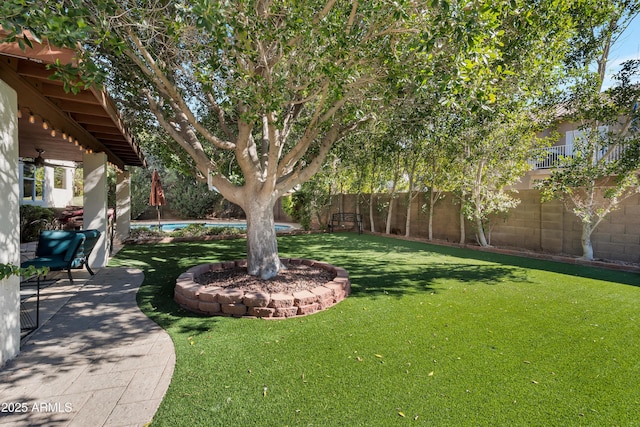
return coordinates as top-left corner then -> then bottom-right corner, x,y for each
131,221 -> 293,232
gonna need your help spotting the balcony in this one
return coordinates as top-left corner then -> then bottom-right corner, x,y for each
529,144 -> 628,170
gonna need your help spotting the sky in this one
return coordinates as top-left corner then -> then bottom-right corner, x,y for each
602,13 -> 640,89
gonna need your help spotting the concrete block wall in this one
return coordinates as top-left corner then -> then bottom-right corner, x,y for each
324,190 -> 640,264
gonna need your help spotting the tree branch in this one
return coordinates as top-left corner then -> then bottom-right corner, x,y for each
125,27 -> 236,151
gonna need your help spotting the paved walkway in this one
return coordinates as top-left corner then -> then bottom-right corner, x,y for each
0,267 -> 175,427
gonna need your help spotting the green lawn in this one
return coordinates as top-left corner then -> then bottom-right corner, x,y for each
110,233 -> 640,426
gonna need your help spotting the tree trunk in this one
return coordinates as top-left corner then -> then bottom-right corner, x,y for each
405,192 -> 412,237
369,193 -> 376,233
405,165 -> 416,237
427,189 -> 436,241
385,161 -> 400,234
581,221 -> 595,261
476,215 -> 489,247
385,195 -> 394,234
244,198 -> 283,279
428,207 -> 434,241
459,196 -> 466,245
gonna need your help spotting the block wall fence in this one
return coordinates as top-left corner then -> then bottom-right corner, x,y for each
289,190 -> 640,264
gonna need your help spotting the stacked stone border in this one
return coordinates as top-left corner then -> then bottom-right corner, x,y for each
174,258 -> 351,319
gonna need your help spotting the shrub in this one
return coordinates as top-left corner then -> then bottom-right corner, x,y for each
282,192 -> 311,230
130,167 -> 153,220
129,224 -> 244,240
165,172 -> 222,219
20,205 -> 55,242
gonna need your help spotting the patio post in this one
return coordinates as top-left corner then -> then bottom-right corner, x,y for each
115,170 -> 131,244
0,78 -> 21,366
83,152 -> 109,268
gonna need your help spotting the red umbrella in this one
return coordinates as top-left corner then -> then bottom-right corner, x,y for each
149,169 -> 166,229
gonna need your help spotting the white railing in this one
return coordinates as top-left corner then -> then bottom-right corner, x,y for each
529,144 -> 571,169
597,144 -> 627,163
529,144 -> 628,170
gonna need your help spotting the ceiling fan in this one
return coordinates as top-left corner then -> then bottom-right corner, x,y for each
22,149 -> 75,169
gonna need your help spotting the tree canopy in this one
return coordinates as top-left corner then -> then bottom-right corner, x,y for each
2,0 -> 630,275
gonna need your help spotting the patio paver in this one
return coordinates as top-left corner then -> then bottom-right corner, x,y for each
0,266 -> 175,427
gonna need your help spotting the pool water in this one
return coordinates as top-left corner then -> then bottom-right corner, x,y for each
131,222 -> 292,232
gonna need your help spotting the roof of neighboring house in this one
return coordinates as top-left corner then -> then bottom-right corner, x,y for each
0,31 -> 145,169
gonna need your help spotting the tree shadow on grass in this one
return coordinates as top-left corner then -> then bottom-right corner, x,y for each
110,240 -> 247,331
348,263 -> 530,298
111,233 -> 639,328
278,233 -> 640,294
278,233 -> 531,298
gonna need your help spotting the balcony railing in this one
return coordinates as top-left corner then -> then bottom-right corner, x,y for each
529,144 -> 628,170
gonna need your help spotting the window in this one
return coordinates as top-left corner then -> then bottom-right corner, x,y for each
566,126 -> 609,153
23,164 -> 45,202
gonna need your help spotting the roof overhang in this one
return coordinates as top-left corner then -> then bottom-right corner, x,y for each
0,32 -> 145,169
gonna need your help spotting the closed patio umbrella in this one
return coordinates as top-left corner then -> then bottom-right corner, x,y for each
149,169 -> 166,229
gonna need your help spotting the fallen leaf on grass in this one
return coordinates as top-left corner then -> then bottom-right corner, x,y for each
398,411 -> 406,417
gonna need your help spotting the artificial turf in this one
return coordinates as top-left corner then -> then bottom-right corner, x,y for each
109,233 -> 640,426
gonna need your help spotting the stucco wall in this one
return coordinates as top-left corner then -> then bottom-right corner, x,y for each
0,78 -> 21,366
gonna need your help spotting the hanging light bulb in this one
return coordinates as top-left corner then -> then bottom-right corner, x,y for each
68,135 -> 73,143
74,139 -> 79,146
17,110 -> 22,119
42,121 -> 49,130
62,132 -> 67,140
50,129 -> 56,137
29,114 -> 35,124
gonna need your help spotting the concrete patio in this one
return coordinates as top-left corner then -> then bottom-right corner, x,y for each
0,261 -> 175,426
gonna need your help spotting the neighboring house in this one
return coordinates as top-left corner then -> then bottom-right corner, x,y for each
515,120 -> 631,190
18,159 -> 76,208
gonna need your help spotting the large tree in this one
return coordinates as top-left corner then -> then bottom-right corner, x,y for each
0,0 -> 612,277
536,1 -> 640,260
1,0 -> 508,278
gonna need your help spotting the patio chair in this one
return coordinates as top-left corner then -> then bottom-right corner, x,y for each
21,229 -> 102,284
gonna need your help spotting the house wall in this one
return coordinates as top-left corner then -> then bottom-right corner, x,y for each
0,77 -> 21,366
324,190 -> 640,264
48,164 -> 74,208
18,161 -> 75,208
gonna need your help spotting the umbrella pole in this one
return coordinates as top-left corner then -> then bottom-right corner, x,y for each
157,205 -> 161,230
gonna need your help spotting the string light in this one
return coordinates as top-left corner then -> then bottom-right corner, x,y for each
19,110 -> 113,163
